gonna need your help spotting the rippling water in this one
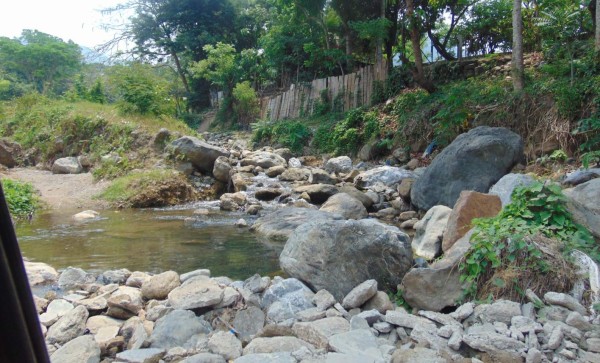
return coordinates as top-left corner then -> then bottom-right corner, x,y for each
15,202 -> 283,280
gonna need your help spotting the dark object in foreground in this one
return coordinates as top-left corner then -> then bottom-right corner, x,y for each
0,181 -> 50,363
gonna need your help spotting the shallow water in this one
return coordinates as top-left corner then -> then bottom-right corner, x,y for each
15,202 -> 283,280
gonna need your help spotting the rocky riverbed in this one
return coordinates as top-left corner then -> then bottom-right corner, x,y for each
25,261 -> 600,363
13,125 -> 600,362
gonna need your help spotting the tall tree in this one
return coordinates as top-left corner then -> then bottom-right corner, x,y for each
406,0 -> 435,92
596,0 -> 600,51
0,30 -> 82,95
512,0 -> 524,91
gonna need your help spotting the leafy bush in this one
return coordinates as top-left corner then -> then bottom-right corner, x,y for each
460,181 -> 597,301
2,179 -> 39,217
252,120 -> 311,154
232,81 -> 260,128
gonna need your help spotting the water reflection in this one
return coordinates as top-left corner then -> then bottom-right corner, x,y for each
16,205 -> 282,280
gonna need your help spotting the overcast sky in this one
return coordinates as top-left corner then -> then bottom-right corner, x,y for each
0,0 -> 128,49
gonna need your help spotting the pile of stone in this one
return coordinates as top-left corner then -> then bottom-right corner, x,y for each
26,262 -> 600,363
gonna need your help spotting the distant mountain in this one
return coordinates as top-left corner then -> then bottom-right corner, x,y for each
80,46 -> 111,64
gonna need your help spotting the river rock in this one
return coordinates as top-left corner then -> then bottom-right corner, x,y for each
263,278 -> 315,323
115,348 -> 166,363
126,271 -> 151,288
212,156 -> 232,183
207,331 -> 242,360
241,151 -> 287,169
0,138 -> 19,167
391,346 -> 446,363
46,305 -> 89,344
102,268 -> 132,284
292,317 -> 350,349
171,136 -> 229,173
325,156 -> 353,174
266,165 -> 286,177
411,126 -> 524,211
309,168 -> 337,185
24,261 -> 58,286
234,352 -> 296,363
255,188 -> 282,201
141,271 -> 180,300
401,230 -> 473,311
50,335 -> 101,363
107,286 -> 144,319
243,336 -> 315,355
341,280 -> 378,309
86,315 -> 124,335
233,306 -> 265,343
231,172 -> 254,192
319,193 -> 368,220
564,179 -> 600,238
293,184 -> 338,204
220,192 -> 247,211
543,292 -> 587,315
338,185 -> 374,209
52,156 -> 83,174
280,219 -> 412,301
251,208 -> 343,241
58,267 -> 92,289
363,291 -> 395,314
73,210 -> 100,221
411,205 -> 452,260
328,328 -> 383,361
168,276 -> 224,310
149,310 -> 212,349
442,191 -> 502,252
181,353 -> 226,363
354,166 -> 415,189
489,173 -> 536,206
279,168 -> 309,182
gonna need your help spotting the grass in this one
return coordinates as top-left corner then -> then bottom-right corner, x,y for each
1,178 -> 40,218
98,169 -> 196,208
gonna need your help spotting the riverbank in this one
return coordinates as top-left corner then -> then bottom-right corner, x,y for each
25,261 -> 600,363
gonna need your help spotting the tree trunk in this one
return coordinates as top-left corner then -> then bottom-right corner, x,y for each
407,0 -> 435,92
171,50 -> 190,93
428,30 -> 457,61
512,0 -> 524,92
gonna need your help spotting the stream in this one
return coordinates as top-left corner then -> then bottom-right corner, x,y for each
15,201 -> 283,280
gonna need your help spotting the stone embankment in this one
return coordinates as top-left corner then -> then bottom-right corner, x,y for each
25,261 -> 600,363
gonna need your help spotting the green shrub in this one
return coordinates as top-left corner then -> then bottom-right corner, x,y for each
252,120 -> 311,154
2,179 -> 39,217
232,81 -> 260,128
460,181 -> 597,301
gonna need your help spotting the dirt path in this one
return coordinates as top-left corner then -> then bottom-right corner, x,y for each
1,168 -> 111,211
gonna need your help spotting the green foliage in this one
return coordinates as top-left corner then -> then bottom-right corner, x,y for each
252,119 -> 311,154
108,63 -> 175,116
0,30 -> 82,96
1,179 -> 39,217
0,94 -> 136,163
388,289 -> 411,311
232,81 -> 260,128
192,43 -> 238,92
312,108 -> 381,155
98,169 -> 180,205
460,181 -> 598,300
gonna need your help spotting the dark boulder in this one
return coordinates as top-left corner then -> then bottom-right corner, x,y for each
411,127 -> 523,211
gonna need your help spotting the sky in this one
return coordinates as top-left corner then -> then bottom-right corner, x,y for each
0,0 -> 128,49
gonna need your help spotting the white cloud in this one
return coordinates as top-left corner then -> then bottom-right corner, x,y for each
0,0 -> 128,48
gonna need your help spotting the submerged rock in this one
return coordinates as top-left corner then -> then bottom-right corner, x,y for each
251,208 -> 343,241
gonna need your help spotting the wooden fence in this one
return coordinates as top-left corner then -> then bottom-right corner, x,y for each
259,60 -> 388,121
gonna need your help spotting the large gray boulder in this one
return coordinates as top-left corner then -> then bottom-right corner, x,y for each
319,193 -> 367,220
280,219 -> 413,300
171,136 -> 229,173
46,305 -> 89,344
149,310 -> 212,349
400,230 -> 473,311
212,156 -> 232,183
325,156 -> 353,174
251,208 -> 344,241
52,157 -> 83,174
564,178 -> 600,238
293,184 -> 338,204
411,126 -> 524,211
261,278 -> 315,323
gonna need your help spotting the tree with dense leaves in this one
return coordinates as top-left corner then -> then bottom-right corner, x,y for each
0,30 -> 82,95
